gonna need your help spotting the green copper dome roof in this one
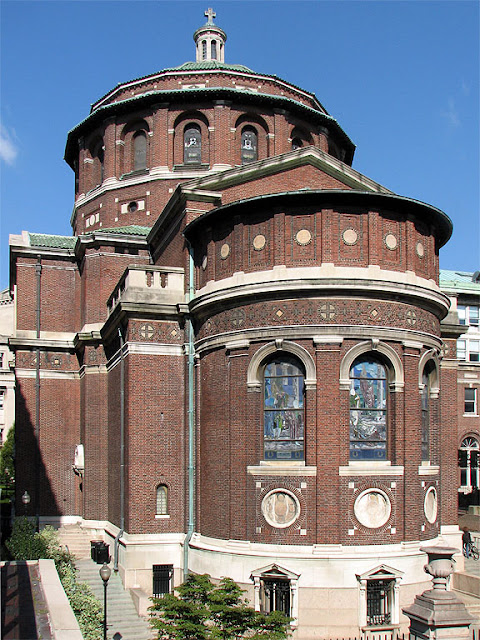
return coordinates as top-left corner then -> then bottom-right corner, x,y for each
168,61 -> 254,73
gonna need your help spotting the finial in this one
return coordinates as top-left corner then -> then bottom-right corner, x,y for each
205,8 -> 216,25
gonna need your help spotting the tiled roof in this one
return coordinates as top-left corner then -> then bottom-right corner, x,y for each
28,233 -> 76,249
440,269 -> 480,290
91,225 -> 150,236
171,61 -> 253,73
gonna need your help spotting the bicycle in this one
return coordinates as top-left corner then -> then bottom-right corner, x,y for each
464,543 -> 480,560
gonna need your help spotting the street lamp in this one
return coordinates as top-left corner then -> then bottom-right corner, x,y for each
99,562 -> 111,640
21,490 -> 30,516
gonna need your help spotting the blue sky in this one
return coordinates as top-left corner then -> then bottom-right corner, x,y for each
1,0 -> 478,289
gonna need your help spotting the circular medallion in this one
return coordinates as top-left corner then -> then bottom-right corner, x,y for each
261,489 -> 300,529
220,243 -> 230,259
253,234 -> 266,251
295,229 -> 312,246
385,233 -> 398,250
416,242 -> 425,258
128,201 -> 138,213
354,489 -> 391,529
342,228 -> 358,246
424,487 -> 438,524
201,255 -> 208,271
88,214 -> 96,226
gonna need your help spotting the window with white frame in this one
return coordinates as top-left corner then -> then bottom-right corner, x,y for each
156,484 -> 168,515
0,388 -> 5,413
357,565 -> 403,629
465,388 -> 477,414
459,436 -> 479,490
457,339 -> 479,362
0,352 -> 4,369
457,304 -> 480,326
250,564 -> 299,623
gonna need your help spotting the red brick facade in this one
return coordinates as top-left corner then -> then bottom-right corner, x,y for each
9,15 -> 461,637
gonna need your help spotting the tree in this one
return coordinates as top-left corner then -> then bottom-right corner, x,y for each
0,424 -> 15,501
149,573 -> 290,640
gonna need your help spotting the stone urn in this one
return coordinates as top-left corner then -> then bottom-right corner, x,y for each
420,545 -> 458,597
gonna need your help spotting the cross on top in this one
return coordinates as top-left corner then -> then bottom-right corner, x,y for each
205,7 -> 216,24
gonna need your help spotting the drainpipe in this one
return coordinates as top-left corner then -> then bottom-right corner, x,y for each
114,327 -> 125,571
35,255 -> 42,529
183,240 -> 195,578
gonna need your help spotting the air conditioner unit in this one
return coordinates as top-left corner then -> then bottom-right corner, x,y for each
74,444 -> 84,471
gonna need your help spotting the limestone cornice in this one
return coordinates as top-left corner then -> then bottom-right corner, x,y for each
190,268 -> 450,319
194,324 -> 442,356
182,146 -> 391,196
9,336 -> 75,350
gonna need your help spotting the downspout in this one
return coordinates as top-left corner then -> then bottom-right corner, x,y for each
35,255 -> 42,529
114,327 -> 125,571
183,240 -> 195,578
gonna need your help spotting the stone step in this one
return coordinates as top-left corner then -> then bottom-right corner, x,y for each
75,558 -> 154,640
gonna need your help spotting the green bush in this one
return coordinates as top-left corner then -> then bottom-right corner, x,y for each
6,519 -> 103,640
149,572 -> 291,639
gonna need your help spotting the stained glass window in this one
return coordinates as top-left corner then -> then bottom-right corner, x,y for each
133,132 -> 147,170
350,358 -> 387,460
264,356 -> 304,461
241,127 -> 258,164
421,371 -> 429,461
184,125 -> 202,164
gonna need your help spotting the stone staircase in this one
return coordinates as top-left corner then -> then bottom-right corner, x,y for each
75,558 -> 154,640
57,523 -> 93,559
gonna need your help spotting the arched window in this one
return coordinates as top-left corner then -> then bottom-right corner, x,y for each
241,126 -> 258,164
202,40 -> 207,59
421,370 -> 429,461
156,484 -> 168,515
211,40 -> 217,60
264,355 -> 304,461
133,131 -> 147,170
459,437 -> 479,491
292,137 -> 303,151
184,125 -> 202,164
350,357 -> 387,460
92,140 -> 104,186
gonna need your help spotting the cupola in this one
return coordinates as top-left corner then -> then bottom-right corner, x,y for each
193,8 -> 227,62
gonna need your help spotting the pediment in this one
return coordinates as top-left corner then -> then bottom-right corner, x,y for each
182,145 -> 393,199
250,562 -> 300,581
356,563 -> 404,582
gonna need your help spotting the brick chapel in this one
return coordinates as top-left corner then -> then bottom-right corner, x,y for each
9,9 -> 463,637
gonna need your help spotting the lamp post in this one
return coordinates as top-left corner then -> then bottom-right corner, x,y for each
21,490 -> 30,517
99,562 -> 111,640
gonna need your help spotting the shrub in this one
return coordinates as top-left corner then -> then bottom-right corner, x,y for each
149,572 -> 290,639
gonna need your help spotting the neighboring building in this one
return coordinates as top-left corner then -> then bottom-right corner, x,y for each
440,270 -> 480,512
9,11 -> 463,638
0,288 -> 15,446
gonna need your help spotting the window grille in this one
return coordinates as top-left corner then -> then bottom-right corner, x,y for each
152,564 -> 173,597
366,579 -> 392,626
261,579 -> 291,615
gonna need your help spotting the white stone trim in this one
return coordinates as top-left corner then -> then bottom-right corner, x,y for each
418,464 -> 440,476
339,462 -> 404,477
125,342 -> 184,356
247,340 -> 316,390
15,369 -> 80,380
339,340 -> 404,391
248,464 -> 317,477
